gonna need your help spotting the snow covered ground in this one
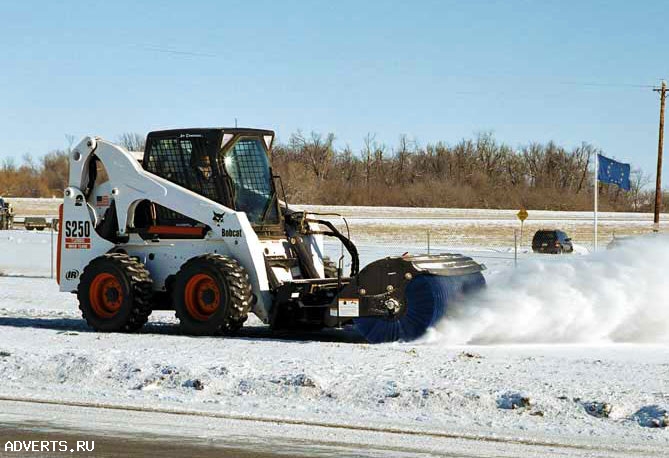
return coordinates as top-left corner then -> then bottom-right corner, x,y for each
5,197 -> 667,249
2,197 -> 60,217
1,210 -> 668,456
299,204 -> 668,249
0,275 -> 668,456
7,197 -> 667,224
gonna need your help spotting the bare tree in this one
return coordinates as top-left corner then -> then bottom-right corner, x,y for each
41,150 -> 69,195
117,132 -> 146,152
289,131 -> 335,181
65,134 -> 76,152
573,143 -> 594,194
395,134 -> 414,183
629,169 -> 652,211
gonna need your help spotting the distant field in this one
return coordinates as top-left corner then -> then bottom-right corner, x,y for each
5,197 -> 666,248
300,205 -> 666,249
5,197 -> 60,217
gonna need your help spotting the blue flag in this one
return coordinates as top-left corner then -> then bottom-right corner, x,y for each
598,154 -> 631,191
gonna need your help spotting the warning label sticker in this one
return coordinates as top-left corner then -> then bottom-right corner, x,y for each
65,237 -> 91,249
330,298 -> 360,317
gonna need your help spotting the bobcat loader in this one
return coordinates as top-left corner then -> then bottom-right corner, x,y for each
57,128 -> 485,343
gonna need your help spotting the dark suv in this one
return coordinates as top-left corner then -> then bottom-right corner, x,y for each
532,230 -> 573,254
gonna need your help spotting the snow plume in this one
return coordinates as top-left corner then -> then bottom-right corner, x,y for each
435,235 -> 669,344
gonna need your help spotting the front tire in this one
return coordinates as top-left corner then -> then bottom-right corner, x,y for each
173,254 -> 253,336
77,253 -> 153,332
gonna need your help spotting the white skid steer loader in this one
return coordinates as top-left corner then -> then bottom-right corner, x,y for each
57,128 -> 485,343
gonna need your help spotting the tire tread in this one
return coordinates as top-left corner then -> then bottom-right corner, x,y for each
173,254 -> 253,335
78,253 -> 153,332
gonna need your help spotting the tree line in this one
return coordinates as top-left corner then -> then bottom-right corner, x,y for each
0,134 -> 145,198
0,151 -> 69,198
0,132 -> 658,212
272,131 -> 654,212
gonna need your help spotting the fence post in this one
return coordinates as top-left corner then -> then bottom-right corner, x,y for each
50,222 -> 54,279
514,229 -> 518,267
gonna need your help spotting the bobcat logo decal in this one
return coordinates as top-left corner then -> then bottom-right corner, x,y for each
212,211 -> 225,224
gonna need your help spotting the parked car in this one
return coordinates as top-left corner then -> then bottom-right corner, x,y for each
532,229 -> 574,254
24,217 -> 48,231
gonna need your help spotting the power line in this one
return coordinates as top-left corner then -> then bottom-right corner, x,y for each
440,72 -> 659,90
131,44 -> 217,58
557,81 -> 655,89
102,41 -> 669,92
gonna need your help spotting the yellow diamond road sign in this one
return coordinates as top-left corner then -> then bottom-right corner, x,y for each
517,208 -> 528,222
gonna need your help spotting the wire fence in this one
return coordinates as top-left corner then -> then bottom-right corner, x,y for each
323,220 -> 667,273
1,218 -> 665,280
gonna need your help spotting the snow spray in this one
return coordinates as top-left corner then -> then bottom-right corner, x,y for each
434,235 -> 669,344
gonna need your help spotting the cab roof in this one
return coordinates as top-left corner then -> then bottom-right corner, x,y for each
147,127 -> 275,138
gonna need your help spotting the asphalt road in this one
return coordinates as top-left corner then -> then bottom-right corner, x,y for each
0,399 -> 661,458
0,426 -> 282,458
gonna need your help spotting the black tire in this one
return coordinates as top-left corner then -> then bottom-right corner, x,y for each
323,257 -> 339,278
173,254 -> 253,336
77,253 -> 153,332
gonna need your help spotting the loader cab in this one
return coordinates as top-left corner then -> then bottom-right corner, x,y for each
142,128 -> 282,236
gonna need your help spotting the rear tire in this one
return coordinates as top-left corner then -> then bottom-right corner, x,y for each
77,253 -> 153,332
173,254 -> 253,336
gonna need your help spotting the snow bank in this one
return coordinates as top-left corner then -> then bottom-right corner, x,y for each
435,235 -> 669,344
2,278 -> 669,449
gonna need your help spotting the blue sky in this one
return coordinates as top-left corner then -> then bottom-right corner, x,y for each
1,0 -> 667,182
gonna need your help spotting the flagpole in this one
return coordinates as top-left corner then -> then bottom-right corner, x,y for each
594,152 -> 598,251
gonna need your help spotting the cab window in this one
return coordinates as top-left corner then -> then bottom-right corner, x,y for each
221,138 -> 279,225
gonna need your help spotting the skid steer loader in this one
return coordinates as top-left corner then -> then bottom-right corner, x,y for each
57,128 -> 485,343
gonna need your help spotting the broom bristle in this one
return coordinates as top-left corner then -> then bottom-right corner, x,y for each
354,272 -> 485,343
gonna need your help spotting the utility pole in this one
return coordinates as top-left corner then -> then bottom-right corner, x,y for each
594,152 -> 599,250
653,80 -> 666,229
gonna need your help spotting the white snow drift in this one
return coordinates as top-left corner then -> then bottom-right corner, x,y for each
436,234 -> 669,344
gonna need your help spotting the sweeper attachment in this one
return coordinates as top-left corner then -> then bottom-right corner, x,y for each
57,128 -> 485,343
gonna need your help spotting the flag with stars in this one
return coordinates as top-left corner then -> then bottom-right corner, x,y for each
598,154 -> 631,191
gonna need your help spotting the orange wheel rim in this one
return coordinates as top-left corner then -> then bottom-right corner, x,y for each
89,273 -> 124,318
184,274 -> 221,321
